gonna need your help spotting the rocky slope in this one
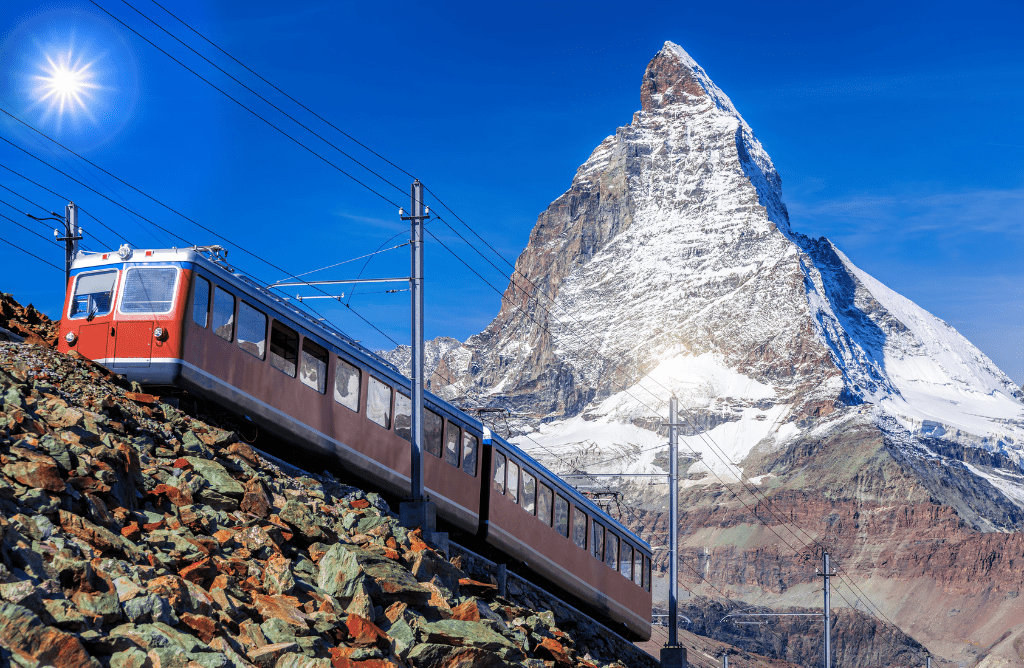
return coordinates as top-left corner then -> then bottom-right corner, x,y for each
0,336 -> 673,668
412,42 -> 1024,666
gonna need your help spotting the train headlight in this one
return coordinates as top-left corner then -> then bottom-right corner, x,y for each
153,327 -> 167,341
65,332 -> 77,345
118,244 -> 132,260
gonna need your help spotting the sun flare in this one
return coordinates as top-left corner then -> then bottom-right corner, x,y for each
33,51 -> 100,121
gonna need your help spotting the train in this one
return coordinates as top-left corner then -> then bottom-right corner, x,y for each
56,244 -> 652,640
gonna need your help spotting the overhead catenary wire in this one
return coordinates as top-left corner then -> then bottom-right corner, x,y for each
0,232 -> 63,272
85,0 -> 402,210
146,0 -> 417,182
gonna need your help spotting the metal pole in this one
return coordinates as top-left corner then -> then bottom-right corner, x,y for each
669,396 -> 679,647
722,655 -> 728,668
410,180 -> 425,503
63,202 -> 80,289
823,550 -> 832,668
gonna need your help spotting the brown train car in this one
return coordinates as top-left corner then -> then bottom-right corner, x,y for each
56,246 -> 652,640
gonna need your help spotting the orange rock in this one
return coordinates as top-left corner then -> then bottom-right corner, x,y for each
180,612 -> 218,643
350,499 -> 371,509
179,558 -> 217,585
149,483 -> 193,507
536,637 -> 572,666
450,599 -> 482,622
385,537 -> 398,550
383,548 -> 401,561
344,613 -> 389,650
120,522 -> 141,541
4,460 -> 64,492
252,593 -> 309,627
384,601 -> 407,623
172,458 -> 192,469
213,529 -> 236,545
124,391 -> 157,404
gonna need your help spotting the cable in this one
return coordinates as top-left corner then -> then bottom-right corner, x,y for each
85,0 -> 401,209
278,242 -> 410,282
0,156 -> 150,247
0,232 -> 62,272
0,211 -> 63,249
147,0 -> 417,181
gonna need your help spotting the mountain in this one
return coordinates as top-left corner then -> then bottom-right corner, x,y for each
419,42 -> 1024,666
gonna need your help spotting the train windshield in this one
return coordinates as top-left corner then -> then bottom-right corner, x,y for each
69,270 -> 118,319
120,267 -> 178,314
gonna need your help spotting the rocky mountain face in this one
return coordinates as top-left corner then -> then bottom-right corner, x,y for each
419,42 -> 1024,666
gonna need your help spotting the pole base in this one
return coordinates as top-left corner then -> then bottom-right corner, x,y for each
399,500 -> 437,534
660,645 -> 687,668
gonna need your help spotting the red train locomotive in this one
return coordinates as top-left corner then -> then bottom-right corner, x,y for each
56,245 -> 653,640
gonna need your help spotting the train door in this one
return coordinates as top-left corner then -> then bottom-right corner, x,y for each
67,269 -> 120,362
112,321 -> 154,367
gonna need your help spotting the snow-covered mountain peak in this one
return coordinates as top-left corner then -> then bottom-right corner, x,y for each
645,41 -> 743,121
417,42 -> 1024,531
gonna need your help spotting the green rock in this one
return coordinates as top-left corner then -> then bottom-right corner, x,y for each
184,457 -> 244,497
42,597 -> 89,631
316,543 -> 429,605
537,609 -> 555,628
110,647 -> 153,668
383,617 -> 416,660
260,617 -> 298,644
419,619 -> 519,653
355,515 -> 386,534
72,587 -> 121,620
122,593 -> 178,625
279,500 -> 325,541
274,655 -> 331,668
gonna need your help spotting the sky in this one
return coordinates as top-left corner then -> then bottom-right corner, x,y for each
0,0 -> 1021,385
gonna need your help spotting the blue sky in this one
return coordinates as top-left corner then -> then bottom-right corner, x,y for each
0,0 -> 1021,384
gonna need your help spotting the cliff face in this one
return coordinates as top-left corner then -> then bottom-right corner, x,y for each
414,42 -> 1024,666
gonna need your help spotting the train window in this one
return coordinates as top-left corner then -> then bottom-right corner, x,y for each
644,557 -> 651,591
395,393 -> 412,441
537,483 -> 553,526
192,276 -> 210,327
334,357 -> 361,412
573,508 -> 587,549
444,422 -> 460,467
553,495 -> 569,537
605,533 -> 619,570
300,339 -> 328,393
367,377 -> 392,429
592,522 -> 604,561
507,461 -> 520,503
69,269 -> 118,319
521,471 -> 536,514
120,267 -> 178,314
634,549 -> 643,586
212,287 -> 235,341
236,302 -> 267,359
425,409 -> 443,457
270,321 -> 298,376
493,453 -> 506,494
461,433 -> 478,477
620,543 -> 633,579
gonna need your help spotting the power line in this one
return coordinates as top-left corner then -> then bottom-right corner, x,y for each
0,156 -> 145,247
0,232 -> 62,272
86,0 -> 402,209
147,0 -> 417,181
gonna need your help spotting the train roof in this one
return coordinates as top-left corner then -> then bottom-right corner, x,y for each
71,246 -> 652,554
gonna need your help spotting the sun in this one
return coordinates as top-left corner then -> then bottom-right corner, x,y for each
32,51 -> 100,124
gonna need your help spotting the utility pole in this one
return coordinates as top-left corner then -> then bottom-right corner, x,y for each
398,181 -> 442,548
661,396 -> 687,668
29,201 -> 81,290
820,550 -> 833,668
